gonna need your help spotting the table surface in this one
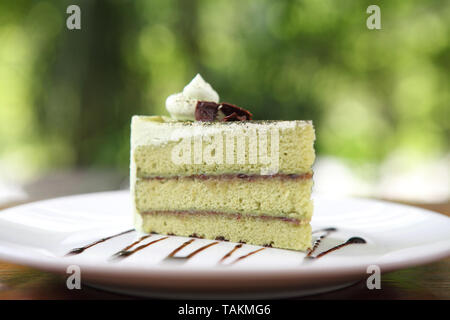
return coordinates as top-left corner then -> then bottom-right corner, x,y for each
0,199 -> 448,300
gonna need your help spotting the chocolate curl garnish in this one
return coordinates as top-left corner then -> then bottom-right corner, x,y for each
195,101 -> 253,122
195,101 -> 219,122
219,103 -> 252,121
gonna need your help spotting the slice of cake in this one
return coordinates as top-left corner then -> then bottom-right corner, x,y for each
130,74 -> 315,251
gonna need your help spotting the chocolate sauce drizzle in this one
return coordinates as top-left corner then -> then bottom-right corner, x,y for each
219,244 -> 243,263
65,229 -> 134,256
308,237 -> 366,259
65,226 -> 366,263
167,239 -> 194,257
163,240 -> 219,262
111,236 -> 169,260
229,248 -> 266,265
306,227 -> 337,257
306,228 -> 366,259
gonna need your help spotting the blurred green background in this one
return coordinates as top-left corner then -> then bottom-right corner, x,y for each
0,0 -> 448,202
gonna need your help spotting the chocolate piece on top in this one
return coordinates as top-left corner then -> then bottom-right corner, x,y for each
219,103 -> 253,121
195,101 -> 253,122
195,101 -> 219,121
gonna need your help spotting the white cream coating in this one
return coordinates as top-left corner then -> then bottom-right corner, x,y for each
165,74 -> 219,120
165,93 -> 198,121
183,74 -> 219,102
131,115 -> 310,148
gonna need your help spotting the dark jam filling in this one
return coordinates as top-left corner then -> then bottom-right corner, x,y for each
142,172 -> 313,181
140,210 -> 305,225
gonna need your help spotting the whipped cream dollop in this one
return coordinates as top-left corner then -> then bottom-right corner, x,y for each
166,74 -> 219,120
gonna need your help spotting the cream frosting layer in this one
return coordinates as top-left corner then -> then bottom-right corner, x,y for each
165,74 -> 219,120
131,115 -> 310,148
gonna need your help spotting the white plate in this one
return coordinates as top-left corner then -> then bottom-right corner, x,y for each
0,191 -> 449,299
